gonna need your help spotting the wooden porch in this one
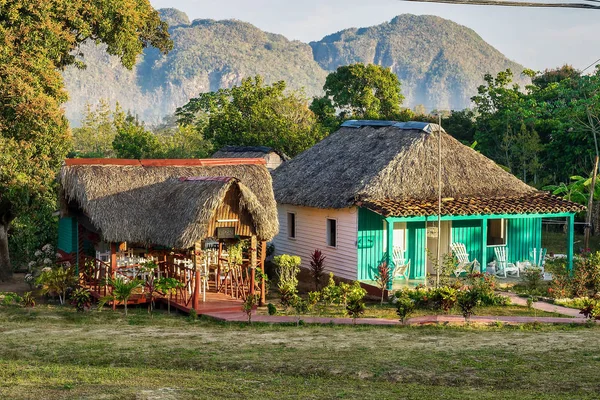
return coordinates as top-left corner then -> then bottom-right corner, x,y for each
79,239 -> 267,315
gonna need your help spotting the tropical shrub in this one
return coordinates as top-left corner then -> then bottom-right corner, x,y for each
155,277 -> 183,314
457,289 -> 481,323
579,297 -> 600,320
522,267 -> 544,293
242,294 -> 259,324
374,260 -> 391,305
22,291 -> 36,309
309,249 -> 326,291
290,295 -> 309,326
70,287 -> 92,312
345,281 -> 367,324
36,265 -> 77,305
436,286 -> 458,313
307,291 -> 321,308
273,254 -> 301,307
395,293 -> 416,324
321,273 -> 340,306
549,251 -> 600,298
267,303 -> 277,315
0,292 -> 22,306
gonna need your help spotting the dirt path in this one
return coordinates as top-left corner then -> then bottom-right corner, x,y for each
0,273 -> 30,295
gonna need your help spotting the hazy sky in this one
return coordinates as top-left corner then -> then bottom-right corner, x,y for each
149,0 -> 600,71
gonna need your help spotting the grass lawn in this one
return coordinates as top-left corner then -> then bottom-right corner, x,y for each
542,230 -> 600,254
0,305 -> 599,399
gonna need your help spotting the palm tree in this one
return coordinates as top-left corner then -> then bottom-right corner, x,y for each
101,277 -> 142,316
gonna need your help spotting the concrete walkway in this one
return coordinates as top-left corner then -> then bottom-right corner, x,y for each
500,291 -> 585,318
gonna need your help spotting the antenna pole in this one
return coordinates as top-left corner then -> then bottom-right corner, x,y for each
436,114 -> 442,288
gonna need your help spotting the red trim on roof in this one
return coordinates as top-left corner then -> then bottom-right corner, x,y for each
178,177 -> 234,182
64,158 -> 140,166
64,158 -> 266,167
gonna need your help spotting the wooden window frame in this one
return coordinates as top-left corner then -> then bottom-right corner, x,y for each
326,218 -> 337,248
287,212 -> 296,239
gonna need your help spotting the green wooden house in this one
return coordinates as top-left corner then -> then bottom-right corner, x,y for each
271,121 -> 583,286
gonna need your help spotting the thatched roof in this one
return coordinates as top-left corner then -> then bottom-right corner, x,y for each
212,146 -> 290,161
60,159 -> 279,248
273,121 -> 584,216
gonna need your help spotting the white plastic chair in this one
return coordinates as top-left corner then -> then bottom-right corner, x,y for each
450,243 -> 480,276
494,246 -> 519,278
391,246 -> 410,280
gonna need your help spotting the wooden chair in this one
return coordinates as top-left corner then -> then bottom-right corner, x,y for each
494,246 -> 519,278
450,243 -> 480,277
391,246 -> 410,281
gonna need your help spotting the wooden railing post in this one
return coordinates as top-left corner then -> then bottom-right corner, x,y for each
250,236 -> 257,296
110,243 -> 117,310
260,240 -> 267,306
192,241 -> 202,311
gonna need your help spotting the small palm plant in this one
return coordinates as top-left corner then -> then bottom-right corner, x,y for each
100,277 -> 142,316
155,277 -> 183,314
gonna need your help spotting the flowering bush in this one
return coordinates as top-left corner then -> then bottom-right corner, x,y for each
25,244 -> 67,286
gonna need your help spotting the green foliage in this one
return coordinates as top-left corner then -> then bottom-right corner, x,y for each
70,288 -> 92,312
321,273 -> 340,306
242,294 -> 259,324
290,294 -> 309,326
155,277 -> 183,314
549,251 -> 600,299
71,100 -> 119,158
0,0 -> 171,280
101,277 -> 143,316
273,254 -> 301,307
112,114 -> 162,159
374,261 -> 391,305
345,281 -> 367,324
267,303 -> 277,316
22,291 -> 35,309
312,64 -> 404,126
457,289 -> 481,323
579,297 -> 600,320
177,76 -> 327,157
522,267 -> 544,293
0,292 -> 23,306
37,265 -> 77,305
394,291 -> 416,324
309,249 -> 326,291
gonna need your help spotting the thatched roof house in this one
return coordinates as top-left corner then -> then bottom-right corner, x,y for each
271,120 -> 582,283
213,146 -> 289,170
59,158 -> 278,249
273,121 -> 578,214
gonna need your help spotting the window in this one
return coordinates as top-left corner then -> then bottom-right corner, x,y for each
487,219 -> 507,246
327,218 -> 337,247
287,212 -> 296,239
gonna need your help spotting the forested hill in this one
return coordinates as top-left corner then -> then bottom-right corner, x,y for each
310,14 -> 528,112
62,9 -> 527,125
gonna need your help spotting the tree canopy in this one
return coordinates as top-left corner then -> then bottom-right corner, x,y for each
176,76 -> 327,157
0,0 -> 172,279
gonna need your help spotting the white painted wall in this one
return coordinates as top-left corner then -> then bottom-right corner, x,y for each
273,205 -> 359,281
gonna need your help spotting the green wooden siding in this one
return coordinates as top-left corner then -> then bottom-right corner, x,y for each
451,220 -> 483,264
507,217 -> 542,264
406,222 -> 426,279
57,217 -> 77,254
357,208 -> 386,280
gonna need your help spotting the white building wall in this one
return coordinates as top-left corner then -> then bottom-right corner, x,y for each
273,205 -> 359,281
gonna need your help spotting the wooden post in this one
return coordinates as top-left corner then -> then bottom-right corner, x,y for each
567,214 -> 575,273
216,242 -> 222,291
480,217 -> 488,273
584,156 -> 599,250
250,235 -> 257,296
260,240 -> 266,306
192,242 -> 201,311
385,218 -> 394,291
110,243 -> 117,310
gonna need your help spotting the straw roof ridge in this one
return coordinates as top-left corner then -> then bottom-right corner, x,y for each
60,162 -> 279,247
213,146 -> 290,161
272,123 -> 543,210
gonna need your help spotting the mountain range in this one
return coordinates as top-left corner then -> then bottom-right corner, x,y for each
62,8 -> 527,126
